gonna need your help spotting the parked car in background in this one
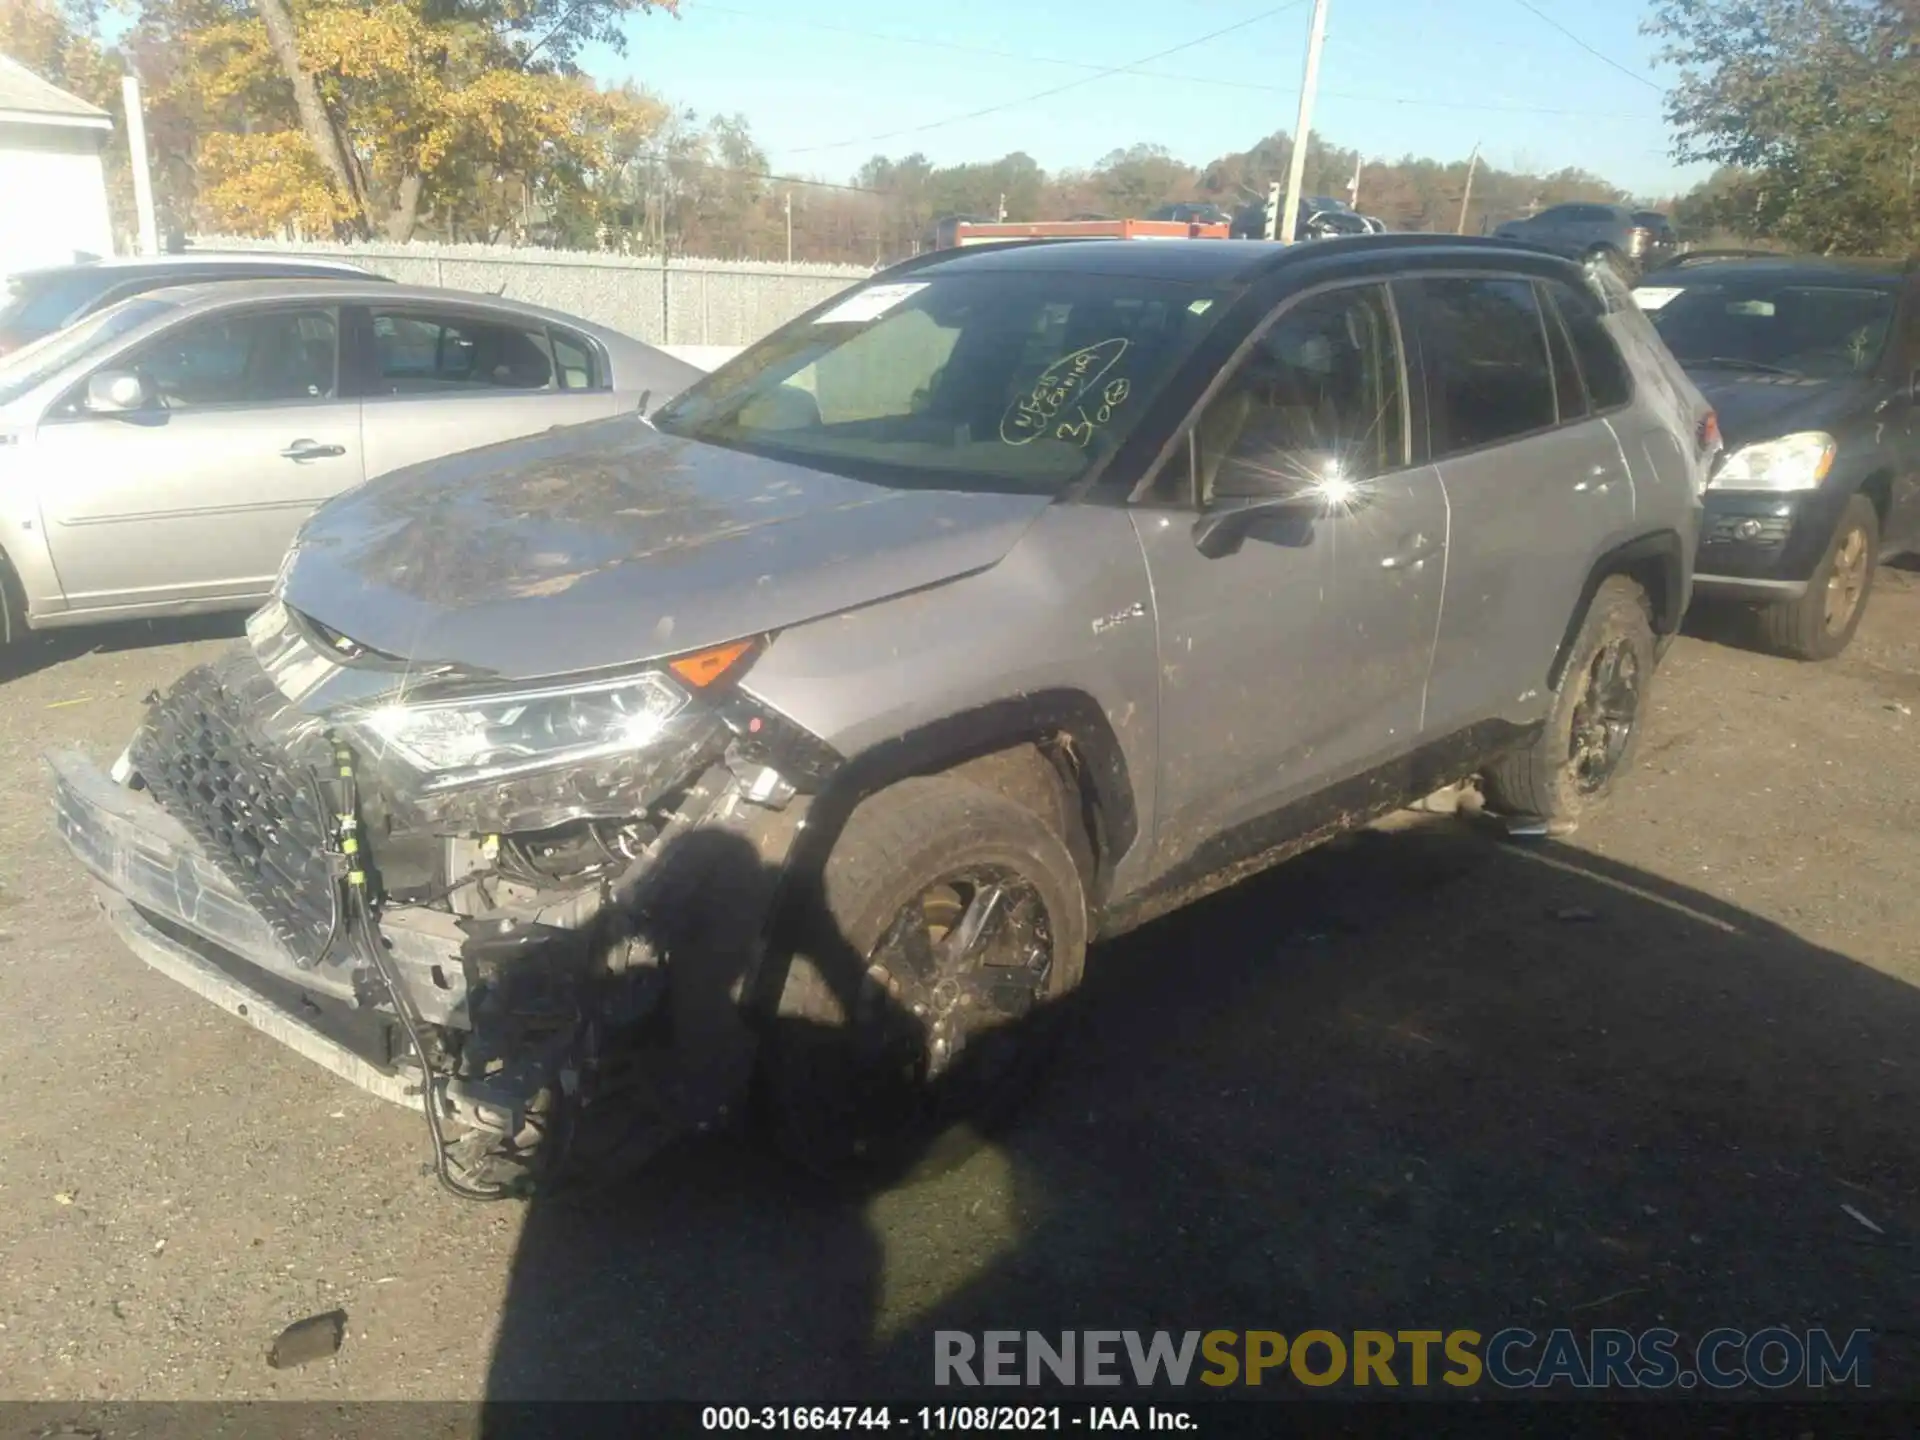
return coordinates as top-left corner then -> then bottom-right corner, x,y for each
1149,202 -> 1235,227
52,234 -> 1713,1196
1493,203 -> 1676,277
0,279 -> 703,650
0,253 -> 388,358
1632,210 -> 1678,255
1633,250 -> 1920,658
1228,199 -> 1373,241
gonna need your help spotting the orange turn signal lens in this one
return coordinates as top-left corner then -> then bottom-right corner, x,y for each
668,638 -> 756,689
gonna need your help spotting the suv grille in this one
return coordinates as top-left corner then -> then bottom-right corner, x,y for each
130,655 -> 341,967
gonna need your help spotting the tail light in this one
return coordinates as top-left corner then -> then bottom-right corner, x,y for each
1699,410 -> 1722,453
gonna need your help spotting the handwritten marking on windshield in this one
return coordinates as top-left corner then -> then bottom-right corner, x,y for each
1052,377 -> 1135,449
1001,338 -> 1129,446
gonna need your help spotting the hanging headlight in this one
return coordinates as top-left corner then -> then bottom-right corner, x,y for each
361,640 -> 756,787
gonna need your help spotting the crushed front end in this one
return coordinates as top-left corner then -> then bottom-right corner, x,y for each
50,600 -> 836,1198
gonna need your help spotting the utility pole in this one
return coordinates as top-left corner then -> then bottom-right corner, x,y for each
784,191 -> 793,263
1456,142 -> 1481,236
1278,0 -> 1330,244
121,73 -> 159,256
1348,154 -> 1363,210
996,192 -> 1007,222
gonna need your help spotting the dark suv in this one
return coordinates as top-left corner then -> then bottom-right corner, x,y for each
1633,251 -> 1920,658
0,253 -> 388,356
1494,203 -> 1676,277
52,236 -> 1713,1195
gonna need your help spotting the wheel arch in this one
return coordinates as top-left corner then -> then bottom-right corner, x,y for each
1548,530 -> 1686,692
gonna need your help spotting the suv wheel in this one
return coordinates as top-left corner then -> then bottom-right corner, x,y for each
1756,493 -> 1878,661
1481,576 -> 1656,832
759,775 -> 1090,1180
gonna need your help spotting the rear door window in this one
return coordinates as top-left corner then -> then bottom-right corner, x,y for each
1402,276 -> 1557,456
370,310 -> 557,393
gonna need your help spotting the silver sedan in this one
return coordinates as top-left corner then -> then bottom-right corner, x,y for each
0,279 -> 704,648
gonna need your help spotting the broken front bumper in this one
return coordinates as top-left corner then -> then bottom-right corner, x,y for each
50,748 -> 504,1123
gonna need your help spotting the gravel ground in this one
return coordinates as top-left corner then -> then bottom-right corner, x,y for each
1,572 -> 1917,1403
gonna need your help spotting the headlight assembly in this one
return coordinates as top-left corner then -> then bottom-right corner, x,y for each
364,672 -> 692,785
1710,431 -> 1836,492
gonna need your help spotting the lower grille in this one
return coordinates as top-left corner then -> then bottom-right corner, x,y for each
130,652 -> 342,968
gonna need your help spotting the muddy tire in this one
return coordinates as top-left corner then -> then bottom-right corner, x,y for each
758,775 -> 1089,1182
1481,575 -> 1656,832
1756,493 -> 1878,661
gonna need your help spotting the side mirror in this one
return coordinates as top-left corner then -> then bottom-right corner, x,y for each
1192,450 -> 1371,560
85,370 -> 153,414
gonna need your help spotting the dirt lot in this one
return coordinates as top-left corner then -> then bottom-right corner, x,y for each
1,571 -> 1917,1403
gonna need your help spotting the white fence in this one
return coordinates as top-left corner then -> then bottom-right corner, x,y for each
189,236 -> 874,350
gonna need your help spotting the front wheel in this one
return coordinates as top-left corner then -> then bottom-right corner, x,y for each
758,775 -> 1089,1181
1756,493 -> 1878,661
1481,575 -> 1657,832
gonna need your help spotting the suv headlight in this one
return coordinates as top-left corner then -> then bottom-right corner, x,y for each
364,672 -> 692,785
1711,431 -> 1836,492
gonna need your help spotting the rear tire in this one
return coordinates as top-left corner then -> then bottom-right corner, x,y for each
1756,493 -> 1877,661
1481,576 -> 1657,832
758,775 -> 1089,1182
0,559 -> 25,664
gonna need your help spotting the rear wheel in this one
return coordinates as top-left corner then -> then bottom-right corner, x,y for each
1756,493 -> 1878,661
0,559 -> 25,662
759,776 -> 1089,1181
1481,576 -> 1656,832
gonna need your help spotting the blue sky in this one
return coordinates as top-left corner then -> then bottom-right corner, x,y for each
594,0 -> 1712,201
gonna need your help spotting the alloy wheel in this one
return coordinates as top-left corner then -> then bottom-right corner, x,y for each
1568,638 -> 1641,794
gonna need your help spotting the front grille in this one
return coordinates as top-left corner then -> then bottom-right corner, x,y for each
130,653 -> 343,967
1703,514 -> 1792,550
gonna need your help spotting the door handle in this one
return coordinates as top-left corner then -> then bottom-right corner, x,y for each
1380,534 -> 1438,570
281,439 -> 345,461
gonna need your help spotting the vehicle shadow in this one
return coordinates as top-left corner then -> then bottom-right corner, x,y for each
480,813 -> 1919,1415
0,612 -> 248,684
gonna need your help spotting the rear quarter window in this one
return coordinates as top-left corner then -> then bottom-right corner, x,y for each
1544,278 -> 1633,411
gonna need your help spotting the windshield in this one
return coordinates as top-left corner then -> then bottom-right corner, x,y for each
0,297 -> 174,407
652,270 -> 1231,494
1634,278 -> 1896,379
0,269 -> 114,338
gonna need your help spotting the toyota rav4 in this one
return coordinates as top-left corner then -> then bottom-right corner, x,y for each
50,236 -> 1715,1197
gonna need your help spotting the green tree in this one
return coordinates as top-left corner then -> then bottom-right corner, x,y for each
1645,0 -> 1920,252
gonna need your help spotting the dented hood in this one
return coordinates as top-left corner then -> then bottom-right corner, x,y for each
279,415 -> 1052,682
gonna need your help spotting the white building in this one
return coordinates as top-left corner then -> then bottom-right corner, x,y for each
0,53 -> 114,282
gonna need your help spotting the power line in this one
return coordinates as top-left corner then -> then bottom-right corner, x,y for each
693,3 -> 1665,122
1509,0 -> 1665,92
783,0 -> 1311,157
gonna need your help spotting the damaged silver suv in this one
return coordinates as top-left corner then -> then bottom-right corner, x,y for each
51,237 -> 1716,1197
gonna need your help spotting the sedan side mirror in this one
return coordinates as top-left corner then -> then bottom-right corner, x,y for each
85,370 -> 154,414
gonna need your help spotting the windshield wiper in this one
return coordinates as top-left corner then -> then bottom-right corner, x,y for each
1681,355 -> 1801,377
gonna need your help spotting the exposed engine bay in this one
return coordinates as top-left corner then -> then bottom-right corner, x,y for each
102,602 -> 833,1199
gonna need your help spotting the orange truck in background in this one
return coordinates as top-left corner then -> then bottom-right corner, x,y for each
942,218 -> 1232,248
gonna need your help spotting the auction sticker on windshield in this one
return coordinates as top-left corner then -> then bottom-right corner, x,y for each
1632,286 -> 1685,311
815,282 -> 929,325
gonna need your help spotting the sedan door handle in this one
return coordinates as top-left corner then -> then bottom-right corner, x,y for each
1381,534 -> 1439,570
281,439 -> 345,461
